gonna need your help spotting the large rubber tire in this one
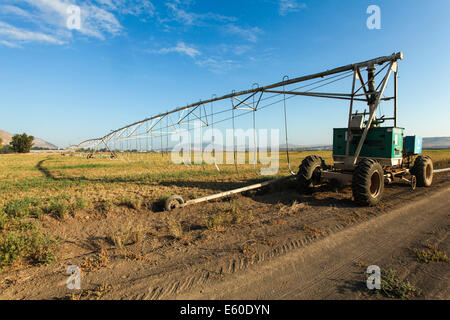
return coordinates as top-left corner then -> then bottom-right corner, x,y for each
297,155 -> 324,191
352,159 -> 385,206
164,195 -> 184,211
411,156 -> 433,187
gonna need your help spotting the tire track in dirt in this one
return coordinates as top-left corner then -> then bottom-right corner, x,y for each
84,185 -> 432,300
169,186 -> 449,299
108,182 -> 447,300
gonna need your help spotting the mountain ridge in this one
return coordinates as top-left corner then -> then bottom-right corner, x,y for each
0,129 -> 58,150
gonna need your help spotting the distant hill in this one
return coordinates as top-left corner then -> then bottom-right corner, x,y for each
280,144 -> 332,151
170,139 -> 450,152
281,137 -> 450,151
423,137 -> 450,149
0,130 -> 58,150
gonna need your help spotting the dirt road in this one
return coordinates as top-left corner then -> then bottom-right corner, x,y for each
173,186 -> 450,300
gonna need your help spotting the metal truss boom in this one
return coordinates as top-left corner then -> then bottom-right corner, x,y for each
95,52 -> 403,141
70,52 -> 403,165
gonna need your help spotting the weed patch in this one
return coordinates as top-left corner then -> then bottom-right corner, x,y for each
67,283 -> 112,300
205,201 -> 253,232
4,198 -> 42,218
166,216 -> 184,239
379,268 -> 421,299
45,197 -> 70,219
302,224 -> 327,237
107,223 -> 145,249
73,197 -> 90,211
99,200 -> 115,214
80,249 -> 110,272
411,243 -> 449,263
0,226 -> 57,269
118,195 -> 142,210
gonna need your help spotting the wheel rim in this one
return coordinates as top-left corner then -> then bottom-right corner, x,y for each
426,164 -> 432,180
168,200 -> 180,210
411,175 -> 417,190
312,167 -> 322,185
369,171 -> 381,197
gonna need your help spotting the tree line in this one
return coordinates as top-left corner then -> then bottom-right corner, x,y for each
0,133 -> 35,154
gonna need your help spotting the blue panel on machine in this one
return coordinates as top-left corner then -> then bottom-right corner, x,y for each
405,136 -> 422,154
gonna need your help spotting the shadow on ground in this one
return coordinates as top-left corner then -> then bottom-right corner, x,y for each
36,158 -> 389,209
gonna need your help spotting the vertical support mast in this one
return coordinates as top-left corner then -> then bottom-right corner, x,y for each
345,70 -> 358,157
393,64 -> 398,127
367,64 -> 377,116
352,62 -> 396,166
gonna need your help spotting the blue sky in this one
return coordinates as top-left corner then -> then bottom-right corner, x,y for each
0,0 -> 449,148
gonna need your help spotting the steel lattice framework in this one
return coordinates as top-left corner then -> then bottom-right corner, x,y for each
67,52 -> 403,172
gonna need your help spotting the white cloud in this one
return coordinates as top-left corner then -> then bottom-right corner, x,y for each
0,0 -> 154,46
195,57 -> 237,74
0,21 -> 64,44
156,2 -> 263,72
96,0 -> 155,17
0,5 -> 31,18
150,41 -> 240,73
279,0 -> 306,16
80,4 -> 123,39
21,0 -> 123,39
165,2 -> 237,26
224,24 -> 263,43
154,41 -> 201,58
0,0 -> 266,75
0,39 -> 21,48
217,44 -> 253,56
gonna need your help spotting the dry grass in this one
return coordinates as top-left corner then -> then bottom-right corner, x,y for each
411,243 -> 449,263
166,216 -> 184,239
122,250 -> 148,261
0,209 -> 58,269
271,218 -> 286,226
80,249 -> 110,272
117,195 -> 143,210
337,211 -> 365,224
420,150 -> 450,169
279,201 -> 307,215
379,268 -> 421,299
67,282 -> 112,300
205,211 -> 232,232
302,224 -> 327,237
354,261 -> 369,268
205,201 -> 253,232
1,150 -> 447,211
239,240 -> 257,257
0,151 -> 336,209
107,222 -> 146,249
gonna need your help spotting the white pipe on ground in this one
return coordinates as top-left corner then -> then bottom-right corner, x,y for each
434,168 -> 450,173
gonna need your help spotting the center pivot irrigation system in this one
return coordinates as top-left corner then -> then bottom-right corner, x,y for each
68,51 -> 435,210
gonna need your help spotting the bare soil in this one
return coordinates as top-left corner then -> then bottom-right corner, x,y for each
1,172 -> 449,300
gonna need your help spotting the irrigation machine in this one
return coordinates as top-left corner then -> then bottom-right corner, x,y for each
296,51 -> 433,206
69,51 -> 434,209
